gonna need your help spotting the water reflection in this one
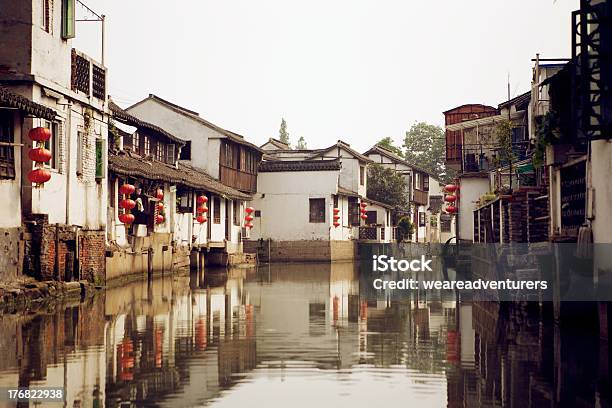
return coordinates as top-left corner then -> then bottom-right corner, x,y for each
0,263 -> 609,407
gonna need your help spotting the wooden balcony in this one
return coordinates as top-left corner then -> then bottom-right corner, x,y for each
219,165 -> 257,193
413,189 -> 428,206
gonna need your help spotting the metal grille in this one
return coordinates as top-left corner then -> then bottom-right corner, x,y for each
92,64 -> 106,100
71,49 -> 90,94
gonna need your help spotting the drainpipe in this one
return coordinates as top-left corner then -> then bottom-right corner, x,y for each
65,102 -> 73,225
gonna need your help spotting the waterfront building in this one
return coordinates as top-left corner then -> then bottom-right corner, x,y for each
364,144 -> 456,243
106,101 -> 252,276
248,140 -> 394,262
124,95 -> 262,264
0,0 -> 108,282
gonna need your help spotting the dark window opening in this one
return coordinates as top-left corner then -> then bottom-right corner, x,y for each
309,198 -> 326,223
0,111 -> 15,179
348,197 -> 360,226
233,200 -> 240,226
213,196 -> 221,224
179,141 -> 191,160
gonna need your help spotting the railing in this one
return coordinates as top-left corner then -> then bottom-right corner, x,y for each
71,49 -> 106,101
219,165 -> 257,193
358,226 -> 394,242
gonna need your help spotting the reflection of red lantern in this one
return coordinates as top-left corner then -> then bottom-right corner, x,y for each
360,208 -> 367,214
445,184 -> 458,193
245,215 -> 254,222
245,207 -> 254,214
446,205 -> 457,214
245,223 -> 253,229
28,168 -> 51,184
120,199 -> 136,210
28,127 -> 51,142
333,215 -> 340,221
360,214 -> 368,220
156,189 -> 164,200
360,202 -> 367,208
197,195 -> 208,205
197,206 -> 208,214
120,184 -> 135,195
444,195 -> 457,203
196,215 -> 207,224
333,221 -> 340,228
333,208 -> 340,214
157,202 -> 164,211
28,147 -> 52,163
156,214 -> 164,224
119,213 -> 135,224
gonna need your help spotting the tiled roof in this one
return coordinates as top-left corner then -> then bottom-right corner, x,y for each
109,100 -> 186,145
307,140 -> 372,163
128,95 -> 264,153
108,151 -> 251,200
259,159 -> 342,172
261,138 -> 290,150
0,87 -> 57,120
364,144 -> 439,181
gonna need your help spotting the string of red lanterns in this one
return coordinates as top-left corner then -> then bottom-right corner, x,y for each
444,184 -> 459,214
332,207 -> 340,228
118,183 -> 135,224
360,201 -> 368,221
155,187 -> 165,224
244,206 -> 254,229
27,127 -> 52,186
196,195 -> 208,224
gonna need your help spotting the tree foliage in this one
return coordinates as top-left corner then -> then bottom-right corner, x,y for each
367,164 -> 409,210
297,136 -> 307,149
397,216 -> 415,241
403,122 -> 455,183
279,118 -> 290,146
377,137 -> 404,157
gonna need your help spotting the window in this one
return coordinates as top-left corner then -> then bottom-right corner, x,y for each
156,142 -> 165,162
360,166 -> 365,186
61,0 -> 75,39
43,121 -> 59,170
333,195 -> 339,208
143,135 -> 150,157
0,111 -> 15,179
76,131 -> 84,175
213,196 -> 221,224
419,212 -> 426,227
348,197 -> 360,226
365,210 -> 377,224
423,175 -> 429,192
233,200 -> 240,226
132,132 -> 140,155
179,140 -> 191,160
441,214 -> 452,232
166,144 -> 175,164
177,188 -> 193,213
41,0 -> 51,33
309,198 -> 325,223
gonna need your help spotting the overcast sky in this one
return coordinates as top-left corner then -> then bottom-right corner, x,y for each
75,0 -> 578,152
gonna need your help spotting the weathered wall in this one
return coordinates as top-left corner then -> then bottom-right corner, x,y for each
0,227 -> 22,281
458,177 -> 489,241
591,140 -> 612,243
0,0 -> 33,78
244,240 -> 356,263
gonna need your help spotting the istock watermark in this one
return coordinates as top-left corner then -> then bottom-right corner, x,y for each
372,254 -> 433,272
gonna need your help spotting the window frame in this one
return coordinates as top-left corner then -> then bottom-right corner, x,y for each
359,166 -> 365,186
309,198 -> 326,223
0,110 -> 15,179
232,200 -> 240,226
132,132 -> 140,155
213,196 -> 221,224
43,121 -> 59,170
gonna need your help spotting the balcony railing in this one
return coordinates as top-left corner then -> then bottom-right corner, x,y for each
358,226 -> 395,242
71,49 -> 106,101
413,189 -> 428,206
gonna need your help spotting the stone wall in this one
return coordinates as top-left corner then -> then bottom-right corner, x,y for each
244,239 -> 357,263
0,227 -> 22,282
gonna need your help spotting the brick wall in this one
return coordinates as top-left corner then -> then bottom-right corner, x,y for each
79,230 -> 105,283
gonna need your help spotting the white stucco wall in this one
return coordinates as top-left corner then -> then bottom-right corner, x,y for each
0,111 -> 22,228
250,170 -> 340,241
457,177 -> 489,241
591,140 -> 612,243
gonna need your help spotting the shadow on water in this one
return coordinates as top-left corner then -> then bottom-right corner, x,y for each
0,262 -> 609,407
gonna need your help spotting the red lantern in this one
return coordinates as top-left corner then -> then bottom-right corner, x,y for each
28,147 -> 52,163
446,205 -> 457,214
120,199 -> 136,210
333,221 -> 340,228
156,214 -> 164,224
333,208 -> 340,214
197,206 -> 208,214
156,189 -> 164,200
245,207 -> 255,214
28,127 -> 51,142
245,223 -> 254,229
245,215 -> 254,222
196,215 -> 207,224
197,195 -> 208,205
157,202 -> 164,211
360,202 -> 367,208
119,213 -> 135,224
444,195 -> 457,203
120,184 -> 135,195
360,214 -> 368,220
28,168 -> 51,184
445,184 -> 458,193
360,208 -> 367,214
333,215 -> 340,221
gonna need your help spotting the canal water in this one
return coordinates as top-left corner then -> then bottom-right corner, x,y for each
0,263 -> 609,407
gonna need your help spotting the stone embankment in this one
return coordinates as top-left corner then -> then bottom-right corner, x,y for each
0,277 -> 101,313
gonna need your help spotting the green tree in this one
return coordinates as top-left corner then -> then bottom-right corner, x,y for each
297,136 -> 307,149
377,137 -> 404,157
397,216 -> 415,241
367,164 -> 409,210
279,118 -> 290,146
403,122 -> 456,183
